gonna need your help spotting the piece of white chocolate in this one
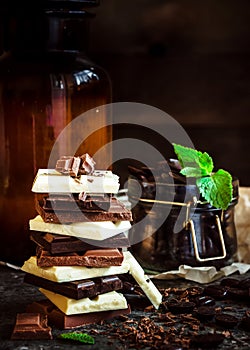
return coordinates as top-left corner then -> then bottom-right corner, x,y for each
39,289 -> 128,315
21,255 -> 130,283
29,215 -> 131,240
32,169 -> 120,194
125,251 -> 162,309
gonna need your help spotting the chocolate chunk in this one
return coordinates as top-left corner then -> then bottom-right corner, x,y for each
203,285 -> 228,300
30,231 -> 130,254
190,333 -> 225,348
36,247 -> 124,267
26,300 -> 131,329
35,197 -> 133,223
215,313 -> 239,328
11,313 -> 52,340
195,306 -> 216,321
56,156 -> 81,177
166,300 -> 195,314
24,273 -> 123,299
79,153 -> 96,175
43,194 -> 111,212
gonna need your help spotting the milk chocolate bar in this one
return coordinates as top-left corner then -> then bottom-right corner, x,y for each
43,194 -> 111,212
26,299 -> 131,329
56,156 -> 81,177
35,197 -> 133,223
24,273 -> 123,299
56,153 -> 96,176
39,289 -> 128,315
11,313 -> 52,340
30,231 -> 130,254
32,169 -> 120,194
36,247 -> 124,267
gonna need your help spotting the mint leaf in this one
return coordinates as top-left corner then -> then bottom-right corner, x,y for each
180,167 -> 203,177
196,169 -> 233,210
173,143 -> 213,176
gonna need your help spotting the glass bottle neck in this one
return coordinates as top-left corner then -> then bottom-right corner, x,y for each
2,10 -> 93,54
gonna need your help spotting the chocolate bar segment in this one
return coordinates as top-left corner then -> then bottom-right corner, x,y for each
35,197 -> 133,223
56,156 -> 81,177
26,300 -> 131,329
11,313 -> 52,340
43,194 -> 111,212
24,273 -> 123,299
30,231 -> 130,254
36,247 -> 124,267
79,153 -> 96,175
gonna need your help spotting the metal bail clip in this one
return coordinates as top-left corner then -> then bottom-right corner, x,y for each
188,215 -> 227,262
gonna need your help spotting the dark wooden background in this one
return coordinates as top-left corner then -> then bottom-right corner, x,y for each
89,0 -> 250,186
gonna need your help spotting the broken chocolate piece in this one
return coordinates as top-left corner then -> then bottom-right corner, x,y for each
43,194 -> 111,212
24,273 -> 123,299
56,156 -> 81,177
11,313 -> 52,340
30,231 -> 130,254
194,295 -> 216,307
36,247 -> 124,267
35,197 -> 133,223
26,300 -> 131,329
79,153 -> 96,175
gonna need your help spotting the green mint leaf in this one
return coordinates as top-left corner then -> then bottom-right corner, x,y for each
173,143 -> 213,176
196,169 -> 233,210
180,167 -> 203,177
59,332 -> 95,344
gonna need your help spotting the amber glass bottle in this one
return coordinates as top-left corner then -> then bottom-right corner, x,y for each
0,0 -> 112,264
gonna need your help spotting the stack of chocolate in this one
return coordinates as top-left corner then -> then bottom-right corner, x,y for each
21,154 -> 136,329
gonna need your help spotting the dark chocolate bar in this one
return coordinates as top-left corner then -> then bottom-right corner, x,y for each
43,194 -> 111,212
26,299 -> 131,329
11,313 -> 52,340
30,231 -> 130,254
36,247 -> 124,267
24,273 -> 123,299
35,197 -> 133,223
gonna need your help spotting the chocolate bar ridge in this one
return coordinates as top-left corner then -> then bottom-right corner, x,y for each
36,247 -> 124,267
35,197 -> 133,223
24,273 -> 123,299
30,231 -> 130,254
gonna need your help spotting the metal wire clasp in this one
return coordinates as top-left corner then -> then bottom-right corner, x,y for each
188,216 -> 227,262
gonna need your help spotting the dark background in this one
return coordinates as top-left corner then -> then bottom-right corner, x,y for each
89,0 -> 250,186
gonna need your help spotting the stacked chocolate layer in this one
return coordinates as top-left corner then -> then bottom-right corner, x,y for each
21,154 -> 134,329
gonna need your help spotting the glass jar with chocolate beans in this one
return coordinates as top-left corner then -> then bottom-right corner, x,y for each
127,160 -> 239,273
0,0 -> 112,264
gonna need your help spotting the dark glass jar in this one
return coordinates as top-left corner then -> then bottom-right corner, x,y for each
128,175 -> 239,273
0,0 -> 112,264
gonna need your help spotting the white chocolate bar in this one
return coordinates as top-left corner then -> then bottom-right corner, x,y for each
40,289 -> 128,315
29,215 -> 131,240
32,169 -> 120,194
125,251 -> 162,309
21,255 -> 130,283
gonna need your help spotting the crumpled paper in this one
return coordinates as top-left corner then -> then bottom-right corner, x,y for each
150,262 -> 250,284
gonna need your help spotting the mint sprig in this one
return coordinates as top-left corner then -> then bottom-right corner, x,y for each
59,332 -> 95,344
173,143 -> 233,210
